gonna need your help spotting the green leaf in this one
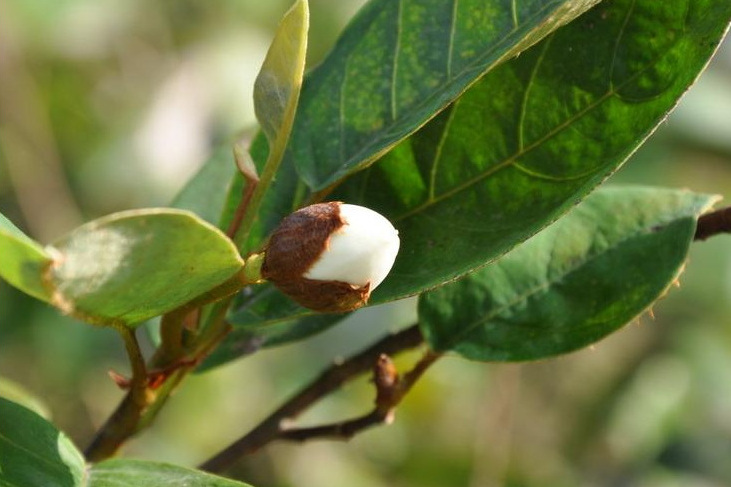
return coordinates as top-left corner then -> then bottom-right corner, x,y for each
0,213 -> 52,302
89,459 -> 252,487
254,0 -> 309,149
419,186 -> 718,361
291,0 -> 601,190
335,0 -> 731,304
0,397 -> 85,487
170,145 -> 238,227
232,0 -> 309,250
46,209 -> 244,327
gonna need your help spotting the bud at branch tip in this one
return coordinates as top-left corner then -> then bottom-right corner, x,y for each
260,202 -> 400,313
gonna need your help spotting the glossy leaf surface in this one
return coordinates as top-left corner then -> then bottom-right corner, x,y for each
336,0 -> 731,303
419,187 -> 718,361
0,212 -> 52,302
290,0 -> 601,189
0,397 -> 85,487
47,209 -> 244,327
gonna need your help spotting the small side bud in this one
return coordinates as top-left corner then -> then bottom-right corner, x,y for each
261,202 -> 399,312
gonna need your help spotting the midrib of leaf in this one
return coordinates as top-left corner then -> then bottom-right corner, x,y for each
325,0 -> 594,185
427,105 -> 458,201
395,27 -> 673,223
433,212 -> 701,351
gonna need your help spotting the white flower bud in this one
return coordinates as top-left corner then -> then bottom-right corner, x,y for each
261,202 -> 400,312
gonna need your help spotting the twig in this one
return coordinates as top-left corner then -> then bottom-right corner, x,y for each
116,326 -> 148,392
85,280 -> 243,462
85,326 -> 150,462
695,206 -> 731,241
280,350 -> 440,443
199,324 -> 425,473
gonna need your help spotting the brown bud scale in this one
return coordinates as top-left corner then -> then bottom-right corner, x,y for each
261,202 -> 343,283
262,202 -> 373,312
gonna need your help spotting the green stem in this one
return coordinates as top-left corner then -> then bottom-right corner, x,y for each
115,325 -> 147,397
85,326 -> 149,462
86,260 -> 264,462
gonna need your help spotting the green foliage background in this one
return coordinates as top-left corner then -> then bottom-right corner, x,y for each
1,0 -> 731,485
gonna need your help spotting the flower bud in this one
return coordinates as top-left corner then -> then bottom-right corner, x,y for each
261,202 -> 400,312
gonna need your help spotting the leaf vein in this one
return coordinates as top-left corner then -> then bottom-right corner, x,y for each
609,0 -> 636,91
395,49 -> 671,223
391,0 -> 403,121
517,36 -> 553,152
333,2 -> 560,183
428,103 -> 460,200
446,0 -> 459,80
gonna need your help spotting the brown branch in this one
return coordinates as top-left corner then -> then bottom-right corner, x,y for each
199,324 -> 426,473
280,350 -> 440,443
695,206 -> 731,241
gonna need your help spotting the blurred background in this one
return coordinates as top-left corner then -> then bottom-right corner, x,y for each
1,1 -> 731,486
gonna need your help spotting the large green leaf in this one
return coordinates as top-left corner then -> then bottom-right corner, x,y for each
0,213 -> 52,302
0,397 -> 85,487
290,0 -> 601,190
336,0 -> 731,303
46,209 -> 244,327
419,187 -> 718,361
89,459 -> 252,487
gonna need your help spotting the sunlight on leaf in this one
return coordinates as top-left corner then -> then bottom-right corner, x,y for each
46,209 -> 244,327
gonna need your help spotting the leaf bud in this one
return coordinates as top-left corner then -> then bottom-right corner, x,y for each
261,202 -> 400,312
